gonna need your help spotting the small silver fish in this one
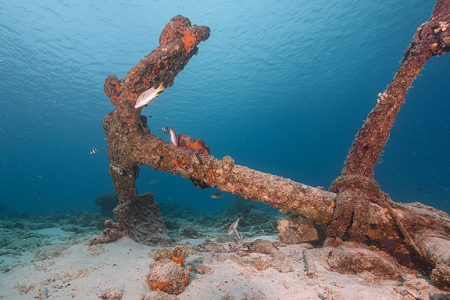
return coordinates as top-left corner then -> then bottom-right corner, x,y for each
134,83 -> 165,108
228,218 -> 243,240
191,153 -> 200,164
162,125 -> 170,134
90,147 -> 98,154
170,127 -> 178,147
211,193 -> 224,199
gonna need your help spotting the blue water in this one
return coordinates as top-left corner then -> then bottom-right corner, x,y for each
0,0 -> 448,216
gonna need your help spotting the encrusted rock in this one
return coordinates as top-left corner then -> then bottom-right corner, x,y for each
321,243 -> 403,280
89,235 -> 103,246
149,246 -> 187,266
277,215 -> 319,244
197,240 -> 227,253
171,245 -> 186,266
247,239 -> 278,254
146,260 -> 190,295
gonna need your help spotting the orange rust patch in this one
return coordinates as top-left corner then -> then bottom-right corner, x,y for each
172,158 -> 182,167
172,255 -> 184,265
159,21 -> 199,53
104,75 -> 123,106
185,139 -> 210,155
180,30 -> 197,52
150,280 -> 171,290
186,141 -> 202,151
173,20 -> 185,26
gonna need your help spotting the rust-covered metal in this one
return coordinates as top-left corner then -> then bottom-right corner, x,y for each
324,2 -> 450,288
132,133 -> 337,227
340,5 -> 450,178
103,8 -> 450,288
102,15 -> 210,245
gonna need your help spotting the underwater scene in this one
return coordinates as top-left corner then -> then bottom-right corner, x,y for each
1,0 -> 450,299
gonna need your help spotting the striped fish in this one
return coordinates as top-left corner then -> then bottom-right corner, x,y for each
228,218 -> 240,235
191,153 -> 200,164
109,165 -> 124,175
90,147 -> 98,154
170,127 -> 178,147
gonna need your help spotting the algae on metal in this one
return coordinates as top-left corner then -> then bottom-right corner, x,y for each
102,15 -> 210,246
103,5 -> 450,289
326,0 -> 450,288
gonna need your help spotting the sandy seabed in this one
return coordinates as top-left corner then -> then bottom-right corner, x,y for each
1,228 -> 449,300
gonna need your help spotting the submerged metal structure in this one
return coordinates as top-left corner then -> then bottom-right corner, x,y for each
103,4 -> 450,289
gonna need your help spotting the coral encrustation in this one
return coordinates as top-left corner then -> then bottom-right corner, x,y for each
178,133 -> 210,155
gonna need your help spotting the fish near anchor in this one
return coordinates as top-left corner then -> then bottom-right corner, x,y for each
170,127 -> 178,147
134,83 -> 165,108
228,217 -> 243,240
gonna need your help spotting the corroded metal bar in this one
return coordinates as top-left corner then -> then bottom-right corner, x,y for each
432,0 -> 450,18
133,133 -> 336,227
340,10 -> 450,178
102,15 -> 210,245
325,4 -> 450,288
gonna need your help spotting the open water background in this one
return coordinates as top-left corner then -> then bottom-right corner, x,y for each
0,0 -> 448,215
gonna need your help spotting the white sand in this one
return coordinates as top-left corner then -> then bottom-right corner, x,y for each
0,232 -> 448,300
